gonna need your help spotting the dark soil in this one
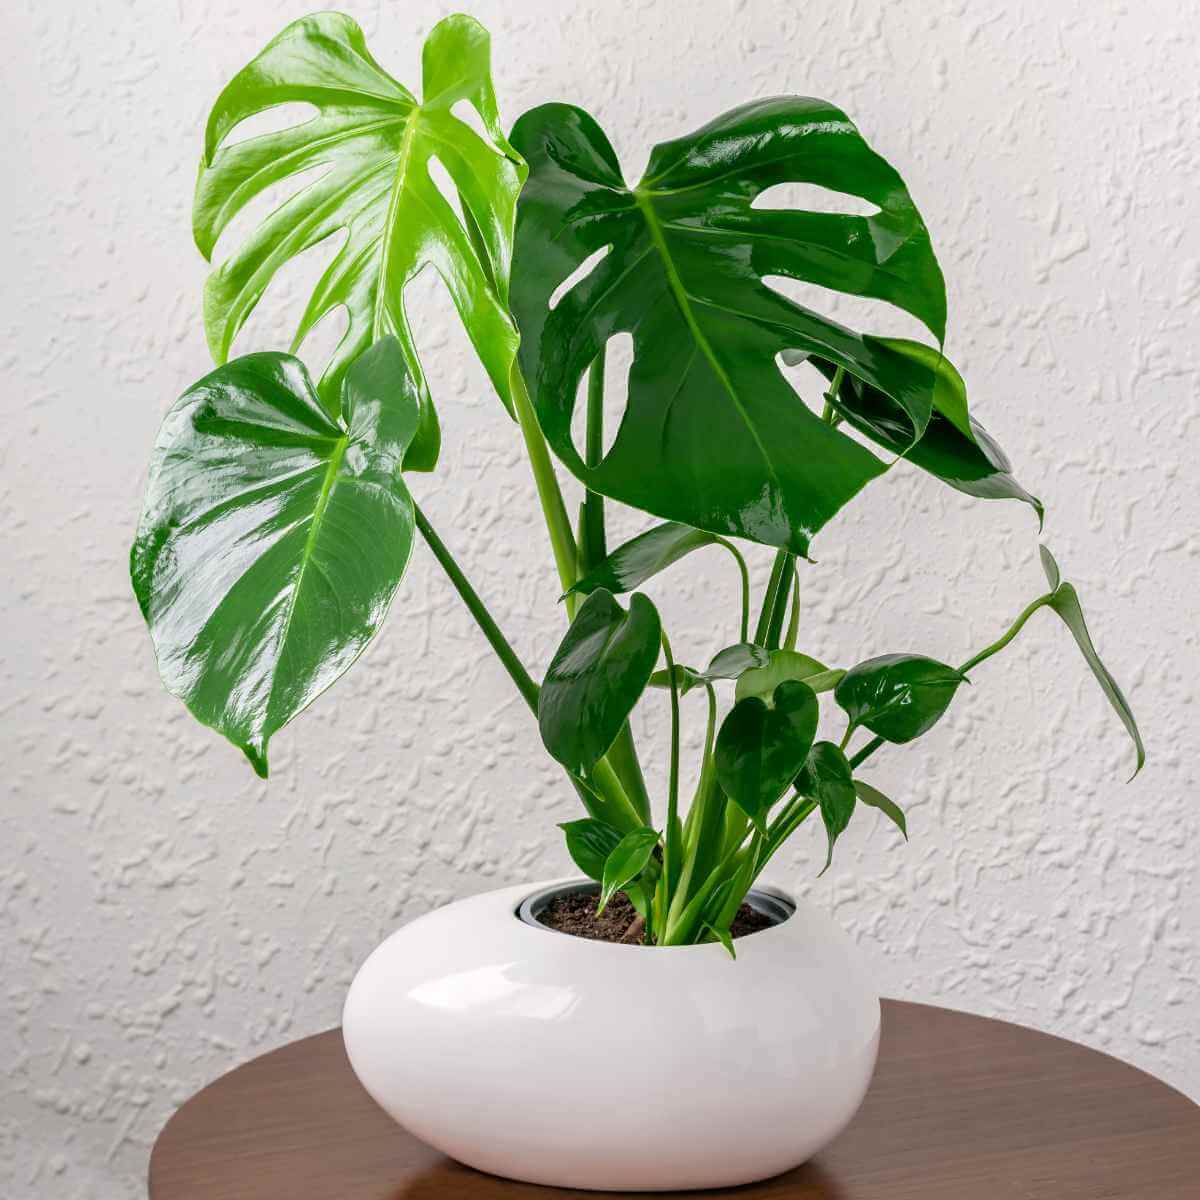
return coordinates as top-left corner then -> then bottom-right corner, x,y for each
536,889 -> 776,945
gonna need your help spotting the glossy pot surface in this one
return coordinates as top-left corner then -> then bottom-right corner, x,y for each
343,878 -> 879,1191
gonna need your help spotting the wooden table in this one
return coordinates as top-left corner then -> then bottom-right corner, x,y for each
149,999 -> 1200,1198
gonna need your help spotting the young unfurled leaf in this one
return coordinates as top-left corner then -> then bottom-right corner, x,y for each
649,642 -> 769,696
539,589 -> 662,772
598,827 -> 660,914
796,742 -> 857,875
130,340 -> 420,776
835,654 -> 965,743
559,818 -> 623,882
195,13 -> 527,470
1038,546 -> 1145,777
512,99 -> 951,557
715,680 -> 819,830
735,649 -> 835,703
853,779 -> 907,840
703,922 -> 737,960
568,521 -> 720,597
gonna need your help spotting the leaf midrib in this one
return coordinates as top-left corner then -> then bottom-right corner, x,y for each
631,188 -> 782,500
373,108 -> 422,339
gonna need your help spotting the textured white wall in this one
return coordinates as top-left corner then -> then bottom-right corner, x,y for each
3,0 -> 1198,1195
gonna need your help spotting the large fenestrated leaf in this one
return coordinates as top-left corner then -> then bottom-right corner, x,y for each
510,98 -> 951,556
194,12 -> 526,471
130,339 -> 419,776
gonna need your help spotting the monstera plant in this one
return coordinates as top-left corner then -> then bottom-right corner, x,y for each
132,12 -> 1142,950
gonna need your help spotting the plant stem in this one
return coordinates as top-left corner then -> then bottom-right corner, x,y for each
580,350 -> 608,572
958,594 -> 1053,675
509,367 -> 579,612
413,502 -> 539,713
821,364 -> 846,426
660,630 -> 682,902
783,571 -> 801,651
754,550 -> 788,644
849,736 -> 885,769
715,537 -> 751,643
764,554 -> 795,649
606,723 -> 652,825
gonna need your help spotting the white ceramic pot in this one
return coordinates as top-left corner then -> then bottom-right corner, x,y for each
343,878 -> 879,1192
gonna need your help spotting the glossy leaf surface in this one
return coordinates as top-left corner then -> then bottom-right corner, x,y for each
735,649 -> 833,703
853,779 -> 907,840
796,742 -> 857,874
511,99 -> 951,556
195,12 -> 525,470
538,589 -> 662,772
1039,547 -> 1145,776
598,827 -> 660,913
835,653 -> 965,743
812,348 -> 1042,521
131,340 -> 419,776
559,817 -> 623,882
715,680 -> 819,828
649,642 -> 769,696
568,521 -> 719,597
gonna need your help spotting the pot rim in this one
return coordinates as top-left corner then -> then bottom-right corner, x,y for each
515,877 -> 797,947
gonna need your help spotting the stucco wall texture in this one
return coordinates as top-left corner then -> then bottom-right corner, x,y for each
3,0 -> 1198,1195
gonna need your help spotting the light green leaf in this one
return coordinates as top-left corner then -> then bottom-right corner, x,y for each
195,12 -> 526,470
598,827 -> 660,913
559,818 -> 623,882
649,642 -> 769,695
853,779 -> 907,840
735,649 -> 833,703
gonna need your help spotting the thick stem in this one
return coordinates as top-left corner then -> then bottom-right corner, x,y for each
754,551 -> 788,645
715,537 -> 751,643
660,631 -> 682,902
782,571 -> 801,651
509,367 -> 579,611
413,502 -> 539,713
849,735 -> 885,769
764,554 -> 796,650
580,350 -> 608,572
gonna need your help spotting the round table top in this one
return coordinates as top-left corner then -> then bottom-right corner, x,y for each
149,998 -> 1200,1199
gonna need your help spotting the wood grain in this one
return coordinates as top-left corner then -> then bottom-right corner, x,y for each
148,1000 -> 1200,1199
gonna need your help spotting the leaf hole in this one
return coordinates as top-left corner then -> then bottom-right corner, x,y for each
217,102 -> 319,150
426,156 -> 470,240
549,245 -> 611,311
751,181 -> 880,218
569,331 -> 633,465
762,274 -> 930,343
450,100 -> 495,148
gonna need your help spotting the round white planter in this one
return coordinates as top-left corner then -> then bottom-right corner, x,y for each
342,878 -> 879,1192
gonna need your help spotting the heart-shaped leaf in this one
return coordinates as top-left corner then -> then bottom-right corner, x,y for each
796,742 -> 857,874
511,98 -> 953,557
835,653 -> 965,743
568,521 -> 720,597
813,348 -> 1042,521
715,680 -> 820,829
195,13 -> 526,471
853,779 -> 907,840
1039,547 -> 1145,777
735,649 -> 834,703
559,818 -> 623,882
130,339 -> 420,776
539,589 -> 662,772
598,827 -> 660,913
649,642 -> 769,696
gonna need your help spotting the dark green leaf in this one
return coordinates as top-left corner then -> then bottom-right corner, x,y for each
511,99 -> 952,557
568,521 -> 718,597
796,742 -> 857,874
598,827 -> 660,913
853,779 -> 907,840
812,349 -> 1042,522
558,818 -> 623,881
715,680 -> 820,829
538,589 -> 662,772
649,642 -> 769,695
130,340 -> 420,776
1039,547 -> 1145,777
835,653 -> 965,743
735,649 -> 833,703
195,13 -> 526,470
